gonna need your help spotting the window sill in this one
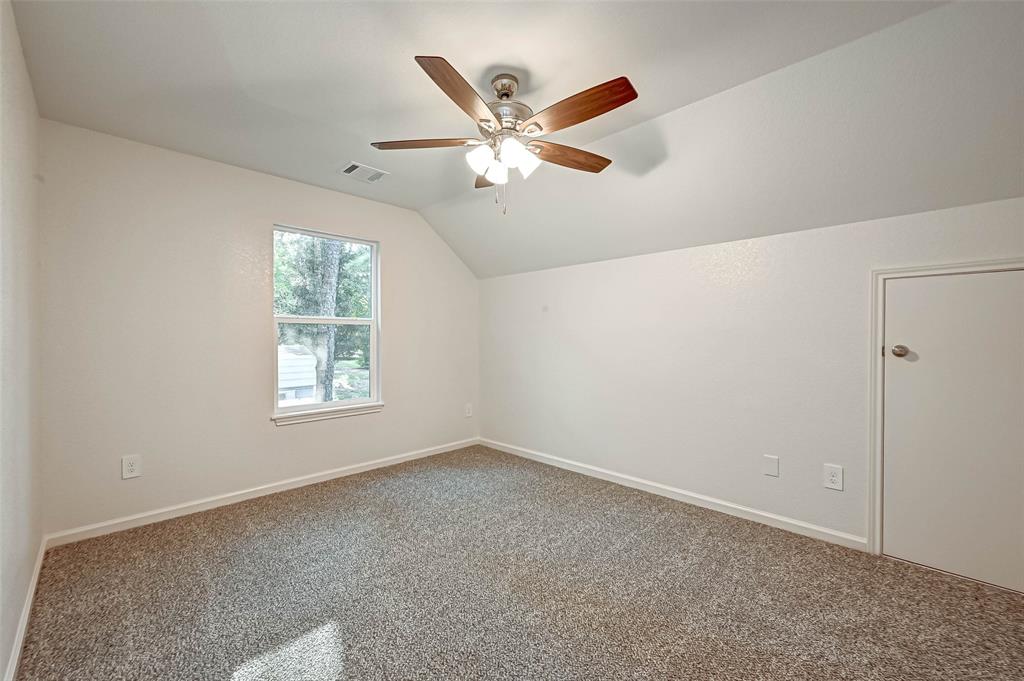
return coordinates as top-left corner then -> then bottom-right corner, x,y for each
272,402 -> 384,426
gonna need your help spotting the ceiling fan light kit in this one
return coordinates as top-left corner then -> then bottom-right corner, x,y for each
484,157 -> 509,185
465,144 -> 494,175
371,57 -> 638,213
517,146 -> 542,179
499,136 -> 528,170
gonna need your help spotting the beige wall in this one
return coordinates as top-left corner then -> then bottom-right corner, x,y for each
36,120 -> 480,534
0,0 -> 40,676
480,198 -> 1024,541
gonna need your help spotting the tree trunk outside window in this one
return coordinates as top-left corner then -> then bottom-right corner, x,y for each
315,239 -> 342,401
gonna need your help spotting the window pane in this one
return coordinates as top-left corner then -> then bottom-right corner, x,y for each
277,323 -> 371,408
274,230 -> 373,318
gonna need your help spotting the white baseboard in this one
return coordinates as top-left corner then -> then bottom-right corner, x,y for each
481,438 -> 867,551
4,538 -> 46,681
44,437 -> 480,548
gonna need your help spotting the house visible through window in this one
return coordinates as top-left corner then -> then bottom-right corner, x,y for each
273,226 -> 378,419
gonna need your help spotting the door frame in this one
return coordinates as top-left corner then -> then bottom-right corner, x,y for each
867,257 -> 1024,555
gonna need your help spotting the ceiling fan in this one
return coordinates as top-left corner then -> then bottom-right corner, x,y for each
371,56 -> 638,200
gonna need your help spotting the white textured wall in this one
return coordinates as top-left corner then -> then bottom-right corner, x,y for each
480,198 -> 1024,539
0,1 -> 39,675
37,120 -> 480,534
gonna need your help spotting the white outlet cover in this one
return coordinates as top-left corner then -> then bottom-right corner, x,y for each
762,455 -> 779,477
121,455 -> 142,479
464,403 -> 473,418
823,463 -> 843,491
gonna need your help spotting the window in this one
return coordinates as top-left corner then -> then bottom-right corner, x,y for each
272,226 -> 379,424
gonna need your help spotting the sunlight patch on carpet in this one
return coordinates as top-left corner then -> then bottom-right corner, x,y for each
232,622 -> 342,680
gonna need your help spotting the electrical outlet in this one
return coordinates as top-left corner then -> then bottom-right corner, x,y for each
121,455 -> 142,480
464,403 -> 473,418
762,455 -> 779,477
823,463 -> 843,491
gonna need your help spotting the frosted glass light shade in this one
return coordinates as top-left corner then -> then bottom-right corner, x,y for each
465,145 -> 494,175
518,149 -> 542,179
499,137 -> 528,169
485,159 -> 509,185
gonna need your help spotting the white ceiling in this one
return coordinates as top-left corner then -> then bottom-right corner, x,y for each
14,0 -> 935,213
423,2 -> 1024,276
14,2 -> 1021,278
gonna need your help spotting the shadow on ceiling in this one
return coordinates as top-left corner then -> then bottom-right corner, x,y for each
606,123 -> 668,177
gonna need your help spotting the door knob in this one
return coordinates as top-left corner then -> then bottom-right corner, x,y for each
891,344 -> 910,357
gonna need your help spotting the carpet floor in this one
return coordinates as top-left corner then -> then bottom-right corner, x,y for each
16,445 -> 1024,680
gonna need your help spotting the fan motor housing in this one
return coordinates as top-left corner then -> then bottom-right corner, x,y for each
487,100 -> 533,130
485,73 -> 533,131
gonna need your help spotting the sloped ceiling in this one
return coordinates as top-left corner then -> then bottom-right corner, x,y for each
14,2 -> 1022,278
423,2 -> 1024,276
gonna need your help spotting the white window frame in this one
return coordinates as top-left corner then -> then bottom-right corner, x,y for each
271,224 -> 382,425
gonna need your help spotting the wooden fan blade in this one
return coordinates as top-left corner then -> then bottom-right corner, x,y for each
415,56 -> 500,130
520,77 -> 637,136
475,175 -> 494,189
528,141 -> 611,173
371,138 -> 479,150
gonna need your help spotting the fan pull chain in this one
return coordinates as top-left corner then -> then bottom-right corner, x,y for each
493,180 -> 510,215
491,181 -> 512,215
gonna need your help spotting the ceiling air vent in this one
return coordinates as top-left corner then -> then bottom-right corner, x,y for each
339,162 -> 389,184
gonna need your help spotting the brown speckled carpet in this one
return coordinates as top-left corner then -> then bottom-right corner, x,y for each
17,446 -> 1024,680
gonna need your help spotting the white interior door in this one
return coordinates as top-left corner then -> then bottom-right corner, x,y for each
883,268 -> 1024,592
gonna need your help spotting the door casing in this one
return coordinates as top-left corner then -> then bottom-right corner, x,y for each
868,257 -> 1024,556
